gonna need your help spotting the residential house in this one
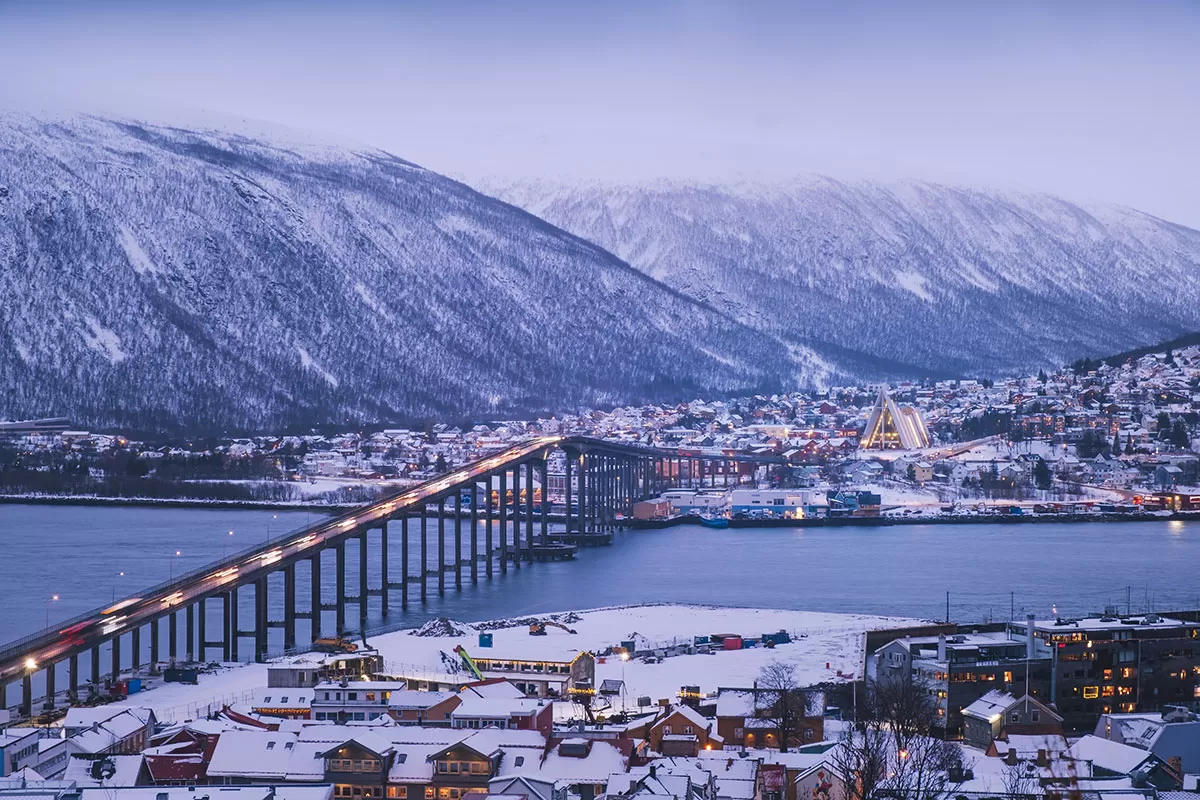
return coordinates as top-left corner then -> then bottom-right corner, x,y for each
645,706 -> 722,757
714,690 -> 822,751
962,691 -> 1062,750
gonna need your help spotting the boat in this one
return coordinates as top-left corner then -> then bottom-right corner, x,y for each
699,514 -> 730,529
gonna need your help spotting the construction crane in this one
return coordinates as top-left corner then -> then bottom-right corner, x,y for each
453,645 -> 485,681
529,620 -> 577,636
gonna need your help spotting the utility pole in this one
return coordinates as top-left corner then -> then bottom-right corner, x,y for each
945,591 -> 950,624
1010,591 -> 1015,622
1127,586 -> 1132,617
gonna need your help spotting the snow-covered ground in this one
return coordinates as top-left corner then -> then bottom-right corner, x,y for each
107,605 -> 924,723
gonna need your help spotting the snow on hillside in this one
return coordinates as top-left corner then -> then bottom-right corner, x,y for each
0,113 -> 869,432
484,177 -> 1200,377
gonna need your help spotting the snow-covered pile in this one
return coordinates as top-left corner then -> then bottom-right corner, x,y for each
410,618 -> 474,638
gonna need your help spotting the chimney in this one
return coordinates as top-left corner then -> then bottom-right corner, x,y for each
1026,614 -> 1036,660
1005,749 -> 1018,766
937,634 -> 947,662
649,765 -> 657,780
1036,749 -> 1048,768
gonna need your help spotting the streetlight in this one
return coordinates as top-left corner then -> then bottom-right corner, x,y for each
113,572 -> 125,603
224,530 -> 234,559
45,594 -> 59,629
267,514 -> 278,543
169,550 -> 182,582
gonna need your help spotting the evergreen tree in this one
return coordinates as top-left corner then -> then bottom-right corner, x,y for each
1037,369 -> 1048,384
1171,420 -> 1191,450
1033,459 -> 1052,491
1157,412 -> 1172,440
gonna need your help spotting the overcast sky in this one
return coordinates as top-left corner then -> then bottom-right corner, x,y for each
3,0 -> 1198,225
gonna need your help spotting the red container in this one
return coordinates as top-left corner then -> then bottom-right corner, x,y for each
723,636 -> 743,651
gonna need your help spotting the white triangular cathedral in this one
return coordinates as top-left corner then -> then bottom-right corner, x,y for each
861,387 -> 930,450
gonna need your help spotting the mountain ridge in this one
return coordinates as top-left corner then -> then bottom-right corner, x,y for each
482,177 -> 1200,377
1,113 -> 917,433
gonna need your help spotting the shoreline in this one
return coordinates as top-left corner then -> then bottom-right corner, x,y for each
4,494 -> 1198,528
631,509 -> 1200,529
0,494 -> 352,511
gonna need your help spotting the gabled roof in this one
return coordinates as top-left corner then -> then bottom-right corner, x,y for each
963,691 -> 1059,723
320,734 -> 395,758
1067,735 -> 1154,775
653,704 -> 710,732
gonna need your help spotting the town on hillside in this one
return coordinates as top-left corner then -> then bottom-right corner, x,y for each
2,346 -> 1198,517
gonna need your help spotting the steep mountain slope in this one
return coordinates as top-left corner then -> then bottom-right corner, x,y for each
0,115 -> 861,432
485,179 -> 1200,375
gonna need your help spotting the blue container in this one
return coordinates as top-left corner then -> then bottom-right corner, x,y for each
478,632 -> 493,648
127,678 -> 142,694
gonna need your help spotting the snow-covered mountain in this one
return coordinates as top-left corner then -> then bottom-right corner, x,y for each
0,114 -> 898,432
485,178 -> 1200,376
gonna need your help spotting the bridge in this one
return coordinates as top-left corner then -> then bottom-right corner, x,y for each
0,435 -> 783,715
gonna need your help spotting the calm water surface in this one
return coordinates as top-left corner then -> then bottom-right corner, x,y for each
2,504 -> 1198,646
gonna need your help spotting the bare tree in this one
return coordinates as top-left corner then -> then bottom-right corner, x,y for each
837,678 -> 967,800
829,724 -> 890,800
756,661 -> 811,753
889,733 -> 966,800
871,672 -> 941,748
1002,760 -> 1040,800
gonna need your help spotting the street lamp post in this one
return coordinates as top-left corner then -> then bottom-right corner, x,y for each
113,571 -> 125,603
45,594 -> 59,629
224,530 -> 234,559
169,550 -> 182,582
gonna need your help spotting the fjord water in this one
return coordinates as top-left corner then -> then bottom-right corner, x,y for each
2,503 -> 1198,645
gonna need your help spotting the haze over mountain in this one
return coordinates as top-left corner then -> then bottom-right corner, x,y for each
0,113 -> 893,433
486,178 -> 1200,377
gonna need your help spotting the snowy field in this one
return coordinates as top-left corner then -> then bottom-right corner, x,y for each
107,605 -> 924,723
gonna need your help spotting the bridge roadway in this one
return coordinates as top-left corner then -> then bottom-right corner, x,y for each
0,435 -> 782,710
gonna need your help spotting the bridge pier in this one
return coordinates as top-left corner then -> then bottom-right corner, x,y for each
68,653 -> 78,702
400,517 -> 410,610
199,598 -> 208,662
498,470 -> 508,573
525,461 -> 535,555
229,587 -> 239,662
187,603 -> 195,662
90,647 -> 100,694
44,661 -> 56,710
420,513 -> 428,602
150,618 -> 160,668
255,577 -> 268,662
540,460 -> 549,545
512,466 -> 521,568
437,499 -> 446,595
131,627 -> 141,672
283,563 -> 297,651
470,484 -> 479,584
454,494 -> 462,590
485,478 -> 494,578
564,455 -> 574,534
110,632 -> 120,681
358,528 -> 368,625
310,553 -> 322,640
169,610 -> 178,662
21,672 -> 31,716
380,521 -> 390,615
335,541 -> 346,634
